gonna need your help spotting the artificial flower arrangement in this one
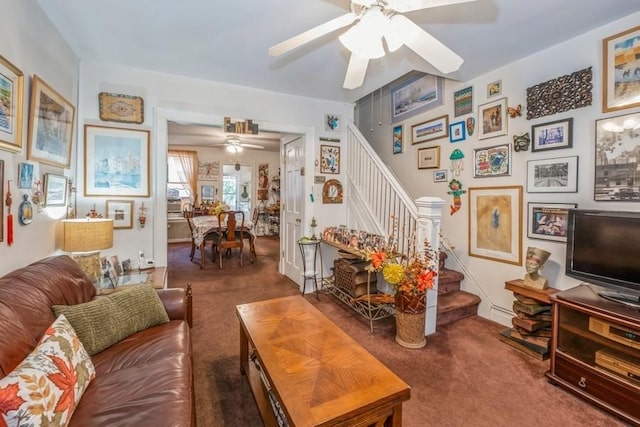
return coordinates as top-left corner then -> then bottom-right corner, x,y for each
206,200 -> 230,216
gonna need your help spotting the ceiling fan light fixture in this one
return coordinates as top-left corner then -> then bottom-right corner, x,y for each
339,6 -> 388,59
226,144 -> 244,153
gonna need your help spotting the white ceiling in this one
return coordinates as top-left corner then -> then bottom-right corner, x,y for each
36,0 -> 640,105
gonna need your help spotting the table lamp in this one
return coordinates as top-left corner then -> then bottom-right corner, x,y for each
62,218 -> 114,281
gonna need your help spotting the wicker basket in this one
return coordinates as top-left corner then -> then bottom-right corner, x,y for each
333,258 -> 377,297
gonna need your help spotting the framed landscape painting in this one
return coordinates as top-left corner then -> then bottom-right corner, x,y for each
391,72 -> 443,123
0,55 -> 24,153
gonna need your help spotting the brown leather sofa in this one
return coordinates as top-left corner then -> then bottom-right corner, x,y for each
0,255 -> 195,426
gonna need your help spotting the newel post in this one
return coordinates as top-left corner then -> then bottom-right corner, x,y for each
414,196 -> 445,335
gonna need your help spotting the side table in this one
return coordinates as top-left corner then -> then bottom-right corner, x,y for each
297,239 -> 322,299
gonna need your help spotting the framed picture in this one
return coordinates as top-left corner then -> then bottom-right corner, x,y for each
201,185 -> 215,200
487,80 -> 502,98
110,255 -> 122,276
106,200 -> 134,229
98,92 -> 144,124
121,259 -> 132,273
433,169 -> 448,183
531,118 -> 573,152
602,25 -> 640,112
411,115 -> 449,144
527,202 -> 577,242
468,185 -> 523,266
527,156 -> 578,193
473,143 -> 511,178
417,146 -> 440,170
393,124 -> 403,154
478,98 -> 507,140
43,173 -> 67,207
391,72 -> 443,123
27,75 -> 75,168
595,112 -> 640,201
17,162 -> 34,189
320,145 -> 340,174
84,124 -> 150,197
449,121 -> 466,143
0,160 -> 3,242
322,179 -> 343,203
453,86 -> 473,117
0,55 -> 24,153
197,160 -> 220,181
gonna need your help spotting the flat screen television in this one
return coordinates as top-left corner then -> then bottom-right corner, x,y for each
566,209 -> 640,307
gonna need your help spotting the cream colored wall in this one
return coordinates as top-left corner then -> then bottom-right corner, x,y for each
357,12 -> 640,326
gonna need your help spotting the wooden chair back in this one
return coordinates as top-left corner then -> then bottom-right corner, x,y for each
215,210 -> 245,268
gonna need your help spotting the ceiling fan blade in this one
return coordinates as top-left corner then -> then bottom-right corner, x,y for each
268,13 -> 358,56
388,0 -> 477,13
351,0 -> 375,5
390,15 -> 463,74
239,143 -> 264,149
343,53 -> 369,89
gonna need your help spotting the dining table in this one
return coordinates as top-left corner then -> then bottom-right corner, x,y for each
191,215 -> 256,269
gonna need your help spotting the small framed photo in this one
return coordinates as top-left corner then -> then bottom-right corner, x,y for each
0,55 -> 24,153
121,259 -> 132,273
602,25 -> 640,112
449,121 -> 466,143
527,202 -> 577,242
106,199 -> 134,229
393,124 -> 403,154
417,146 -> 440,170
43,173 -> 68,207
433,169 -> 448,183
201,185 -> 215,200
531,118 -> 573,152
527,156 -> 578,193
478,98 -> 508,140
487,79 -> 502,98
320,145 -> 340,174
411,115 -> 449,144
110,255 -> 122,276
27,76 -> 75,168
18,162 -> 34,189
473,144 -> 511,178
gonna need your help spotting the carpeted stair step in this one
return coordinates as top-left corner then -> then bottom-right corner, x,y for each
438,267 -> 465,295
437,290 -> 481,328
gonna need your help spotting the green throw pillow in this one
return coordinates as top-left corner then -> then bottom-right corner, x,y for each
52,284 -> 170,356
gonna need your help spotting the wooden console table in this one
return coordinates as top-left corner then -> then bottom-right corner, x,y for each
237,295 -> 410,426
96,267 -> 167,295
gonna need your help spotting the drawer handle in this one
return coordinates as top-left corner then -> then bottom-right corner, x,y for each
578,377 -> 587,388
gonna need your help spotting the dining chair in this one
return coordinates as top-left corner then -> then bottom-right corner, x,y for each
214,210 -> 244,269
184,204 -> 215,265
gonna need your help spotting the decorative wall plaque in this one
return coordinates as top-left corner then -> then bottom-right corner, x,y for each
99,92 -> 144,124
526,67 -> 592,120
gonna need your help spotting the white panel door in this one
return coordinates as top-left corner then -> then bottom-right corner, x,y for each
282,137 -> 304,287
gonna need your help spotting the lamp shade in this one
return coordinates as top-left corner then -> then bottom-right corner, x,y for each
62,218 -> 114,252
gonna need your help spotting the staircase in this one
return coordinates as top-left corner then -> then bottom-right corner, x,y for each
344,121 -> 481,331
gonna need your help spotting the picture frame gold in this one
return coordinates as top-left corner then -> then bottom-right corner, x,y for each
478,97 -> 507,140
99,92 -> 144,124
106,199 -> 134,229
411,115 -> 449,144
468,185 -> 523,265
417,146 -> 440,170
0,55 -> 24,153
27,75 -> 75,168
602,25 -> 640,113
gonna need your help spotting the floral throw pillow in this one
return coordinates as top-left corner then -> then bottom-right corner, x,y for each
0,314 -> 95,427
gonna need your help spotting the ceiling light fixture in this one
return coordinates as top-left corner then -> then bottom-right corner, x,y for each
226,144 -> 243,153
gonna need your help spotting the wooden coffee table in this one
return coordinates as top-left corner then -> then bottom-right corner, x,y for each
237,295 -> 410,426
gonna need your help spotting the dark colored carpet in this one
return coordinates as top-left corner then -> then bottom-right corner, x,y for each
167,237 -> 626,427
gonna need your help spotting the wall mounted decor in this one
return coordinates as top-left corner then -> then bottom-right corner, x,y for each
98,92 -> 144,124
531,118 -> 573,152
390,72 -> 443,123
411,115 -> 449,144
201,185 -> 215,200
17,162 -> 34,189
526,67 -> 592,120
513,132 -> 530,152
526,156 -> 578,193
224,116 -> 258,134
507,104 -> 522,118
527,202 -> 576,242
18,194 -> 33,226
453,86 -> 473,117
594,111 -> 640,201
197,160 -> 220,182
258,163 -> 269,200
27,75 -> 75,168
322,179 -> 343,203
487,80 -> 502,98
449,121 -> 466,143
473,144 -> 511,178
43,173 -> 68,207
393,124 -> 403,154
417,146 -> 440,170
325,114 -> 340,131
602,25 -> 640,112
0,55 -> 24,153
478,98 -> 507,140
433,169 -> 448,183
468,185 -> 522,266
106,199 -> 133,229
0,160 -> 3,242
84,124 -> 150,197
320,145 -> 340,174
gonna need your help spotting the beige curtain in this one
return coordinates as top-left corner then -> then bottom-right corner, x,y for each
169,150 -> 198,204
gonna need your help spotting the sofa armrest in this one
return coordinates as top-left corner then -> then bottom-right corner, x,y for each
157,283 -> 193,328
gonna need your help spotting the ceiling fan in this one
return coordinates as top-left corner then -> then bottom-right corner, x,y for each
268,0 -> 476,89
218,135 -> 264,153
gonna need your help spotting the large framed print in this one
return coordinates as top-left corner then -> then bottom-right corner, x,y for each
391,72 -> 443,123
473,143 -> 511,178
527,202 -> 576,242
0,55 -> 24,153
478,98 -> 507,140
603,25 -> 640,112
411,115 -> 449,144
27,75 -> 75,168
84,124 -> 150,197
468,185 -> 522,266
531,118 -> 573,152
527,156 -> 578,193
106,199 -> 134,229
595,112 -> 640,201
43,173 -> 68,207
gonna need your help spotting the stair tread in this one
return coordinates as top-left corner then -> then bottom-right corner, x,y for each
437,290 -> 481,313
438,268 -> 464,283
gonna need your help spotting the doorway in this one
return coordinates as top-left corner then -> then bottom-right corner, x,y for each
222,163 -> 253,219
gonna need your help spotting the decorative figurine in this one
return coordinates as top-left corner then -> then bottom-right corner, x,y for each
523,247 -> 552,290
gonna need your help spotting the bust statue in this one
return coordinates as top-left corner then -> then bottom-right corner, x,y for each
523,247 -> 551,290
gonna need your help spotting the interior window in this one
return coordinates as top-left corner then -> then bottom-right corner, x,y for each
167,152 -> 192,199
